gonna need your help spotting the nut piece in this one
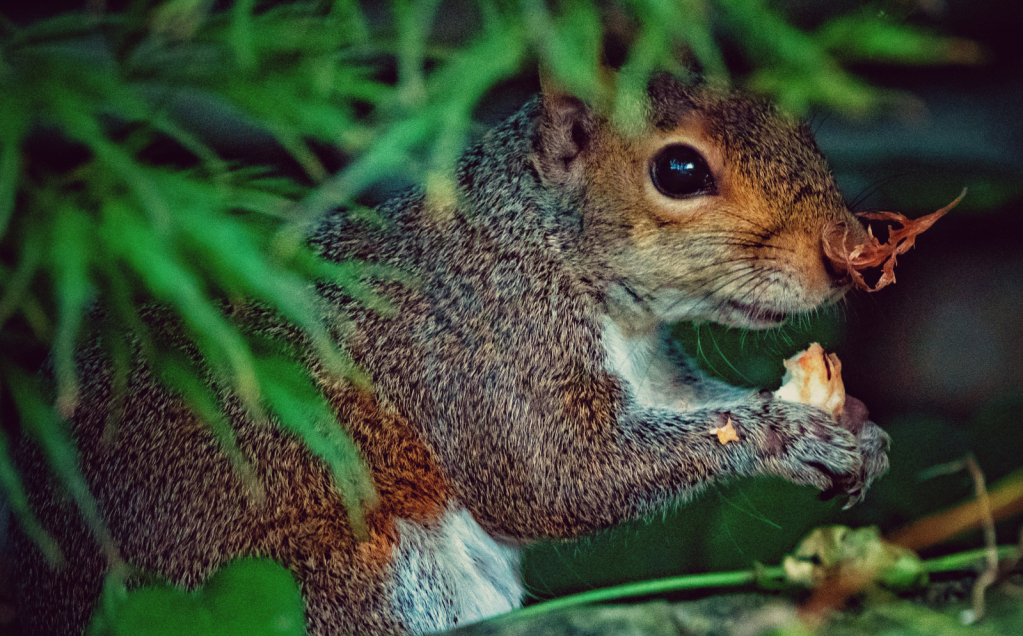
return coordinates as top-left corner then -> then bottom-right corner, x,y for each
773,343 -> 845,420
710,417 -> 739,445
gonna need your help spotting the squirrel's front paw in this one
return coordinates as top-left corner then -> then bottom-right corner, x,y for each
734,397 -> 888,505
765,344 -> 889,504
835,396 -> 890,506
759,400 -> 861,491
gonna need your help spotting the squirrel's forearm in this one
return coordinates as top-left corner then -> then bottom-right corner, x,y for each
437,393 -> 860,541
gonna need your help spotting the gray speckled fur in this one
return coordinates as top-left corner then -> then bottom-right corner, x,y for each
309,84 -> 888,545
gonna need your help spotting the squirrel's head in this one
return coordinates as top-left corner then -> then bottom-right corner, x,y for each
532,73 -> 868,329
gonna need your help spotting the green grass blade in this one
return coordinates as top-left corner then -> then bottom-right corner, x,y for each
231,0 -> 257,72
4,364 -> 120,565
0,416 -> 64,566
98,199 -> 261,412
295,113 -> 432,221
816,15 -> 986,66
253,354 -> 375,540
0,218 -> 44,333
153,348 -> 264,501
329,0 -> 370,44
0,69 -> 30,239
155,175 -> 353,377
49,206 -> 95,417
393,0 -> 441,108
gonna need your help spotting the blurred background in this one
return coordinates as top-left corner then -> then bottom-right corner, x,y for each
0,0 -> 1021,630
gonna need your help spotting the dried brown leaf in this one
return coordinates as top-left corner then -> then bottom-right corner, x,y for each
824,189 -> 966,292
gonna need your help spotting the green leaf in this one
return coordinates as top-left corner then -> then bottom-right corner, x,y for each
152,348 -> 264,501
0,421 -> 64,566
717,0 -> 886,115
394,0 -> 442,109
226,186 -> 299,218
201,559 -> 306,636
7,10 -> 112,47
49,205 -> 96,416
254,355 -> 375,540
548,2 -> 603,97
328,0 -> 370,45
88,558 -> 306,636
817,15 -> 986,66
164,179 -> 353,377
302,256 -> 400,318
98,199 -> 261,411
150,0 -> 211,41
666,0 -> 727,80
424,19 -> 526,174
522,0 -> 604,104
107,584 -> 212,636
230,0 -> 257,72
4,364 -> 118,564
0,216 -> 45,333
296,114 -> 433,219
613,15 -> 668,130
0,105 -> 26,239
747,65 -> 882,115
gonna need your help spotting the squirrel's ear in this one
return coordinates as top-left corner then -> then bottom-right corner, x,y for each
534,73 -> 595,189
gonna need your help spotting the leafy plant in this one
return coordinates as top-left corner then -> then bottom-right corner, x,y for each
88,558 -> 307,636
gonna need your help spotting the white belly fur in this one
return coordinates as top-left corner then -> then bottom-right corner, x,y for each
390,507 -> 523,634
602,317 -> 696,409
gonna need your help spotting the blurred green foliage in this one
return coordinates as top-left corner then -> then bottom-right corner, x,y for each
87,558 -> 306,636
0,0 -> 983,630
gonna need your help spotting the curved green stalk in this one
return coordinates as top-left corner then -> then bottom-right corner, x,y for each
511,544 -> 1021,621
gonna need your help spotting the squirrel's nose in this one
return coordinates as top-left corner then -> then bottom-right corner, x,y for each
822,247 -> 850,287
821,216 -> 868,287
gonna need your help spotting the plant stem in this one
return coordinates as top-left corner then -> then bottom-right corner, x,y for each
923,545 -> 1018,573
511,544 -> 1021,620
513,565 -> 785,619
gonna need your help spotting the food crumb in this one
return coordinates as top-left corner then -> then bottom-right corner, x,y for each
711,418 -> 740,444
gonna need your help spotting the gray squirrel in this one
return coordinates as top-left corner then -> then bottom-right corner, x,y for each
14,73 -> 889,635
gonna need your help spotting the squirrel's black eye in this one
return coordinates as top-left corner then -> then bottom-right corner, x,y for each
650,144 -> 715,199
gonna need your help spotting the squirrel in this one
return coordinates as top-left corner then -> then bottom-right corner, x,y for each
13,73 -> 889,635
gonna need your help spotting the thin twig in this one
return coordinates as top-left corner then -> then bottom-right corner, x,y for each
889,465 -> 1023,551
917,457 -> 969,480
501,545 -> 1021,625
960,455 -> 998,624
1009,525 -> 1023,580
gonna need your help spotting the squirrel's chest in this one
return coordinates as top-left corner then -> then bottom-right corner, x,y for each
602,317 -> 701,410
389,507 -> 523,633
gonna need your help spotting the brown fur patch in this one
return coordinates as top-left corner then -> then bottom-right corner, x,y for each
253,386 -> 451,568
333,388 -> 452,535
15,350 -> 452,635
